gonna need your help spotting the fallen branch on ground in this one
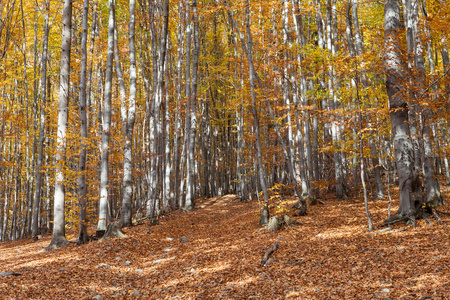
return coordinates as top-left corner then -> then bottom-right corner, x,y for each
0,272 -> 20,276
261,239 -> 279,267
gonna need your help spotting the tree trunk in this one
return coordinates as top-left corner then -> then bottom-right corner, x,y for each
185,0 -> 199,211
384,0 -> 421,222
32,1 -> 50,239
77,0 -> 89,244
97,0 -> 115,237
46,0 -> 72,250
172,0 -> 184,208
120,0 -> 137,227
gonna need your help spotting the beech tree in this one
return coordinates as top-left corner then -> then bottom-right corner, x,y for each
31,0 -> 50,239
97,0 -> 115,236
46,0 -> 72,250
77,0 -> 89,244
120,0 -> 137,228
383,0 -> 443,225
1,0 -> 450,241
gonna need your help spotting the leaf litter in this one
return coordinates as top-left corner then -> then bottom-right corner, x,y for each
0,191 -> 449,299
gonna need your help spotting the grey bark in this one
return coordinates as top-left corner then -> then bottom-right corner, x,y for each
120,0 -> 137,227
180,0 -> 192,209
185,0 -> 199,211
244,1 -> 269,225
31,1 -> 50,239
46,0 -> 72,250
97,0 -> 115,236
409,0 -> 443,206
172,1 -> 184,208
384,0 -> 421,221
77,0 -> 89,244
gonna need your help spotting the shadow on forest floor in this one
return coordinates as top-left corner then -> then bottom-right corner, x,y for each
1,188 -> 449,299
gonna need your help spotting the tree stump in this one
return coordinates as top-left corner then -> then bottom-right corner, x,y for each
267,216 -> 282,232
283,214 -> 299,226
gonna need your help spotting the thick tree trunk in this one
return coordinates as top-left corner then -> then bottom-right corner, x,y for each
46,0 -> 72,250
384,0 -> 421,222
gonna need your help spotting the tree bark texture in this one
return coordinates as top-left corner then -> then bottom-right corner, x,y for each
47,0 -> 72,250
384,0 -> 421,219
97,0 -> 115,236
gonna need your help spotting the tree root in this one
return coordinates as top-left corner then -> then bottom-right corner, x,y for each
431,207 -> 442,224
371,226 -> 393,234
383,203 -> 443,228
99,222 -> 125,242
383,214 -> 408,226
44,237 -> 70,251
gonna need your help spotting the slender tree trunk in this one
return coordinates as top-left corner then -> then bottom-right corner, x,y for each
120,0 -> 137,227
97,0 -> 115,236
410,0 -> 443,206
162,62 -> 171,210
180,0 -> 192,209
185,0 -> 199,211
244,1 -> 269,225
46,0 -> 72,250
172,1 -> 184,208
31,1 -> 50,239
77,0 -> 89,244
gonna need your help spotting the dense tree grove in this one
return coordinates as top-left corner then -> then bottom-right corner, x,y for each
0,0 -> 448,243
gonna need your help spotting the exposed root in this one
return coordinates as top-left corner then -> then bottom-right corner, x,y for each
431,207 -> 442,224
383,202 -> 443,227
44,236 -> 70,251
99,222 -> 125,242
383,214 -> 408,226
371,226 -> 393,234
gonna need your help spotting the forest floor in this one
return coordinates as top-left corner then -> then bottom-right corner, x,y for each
1,188 -> 450,299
